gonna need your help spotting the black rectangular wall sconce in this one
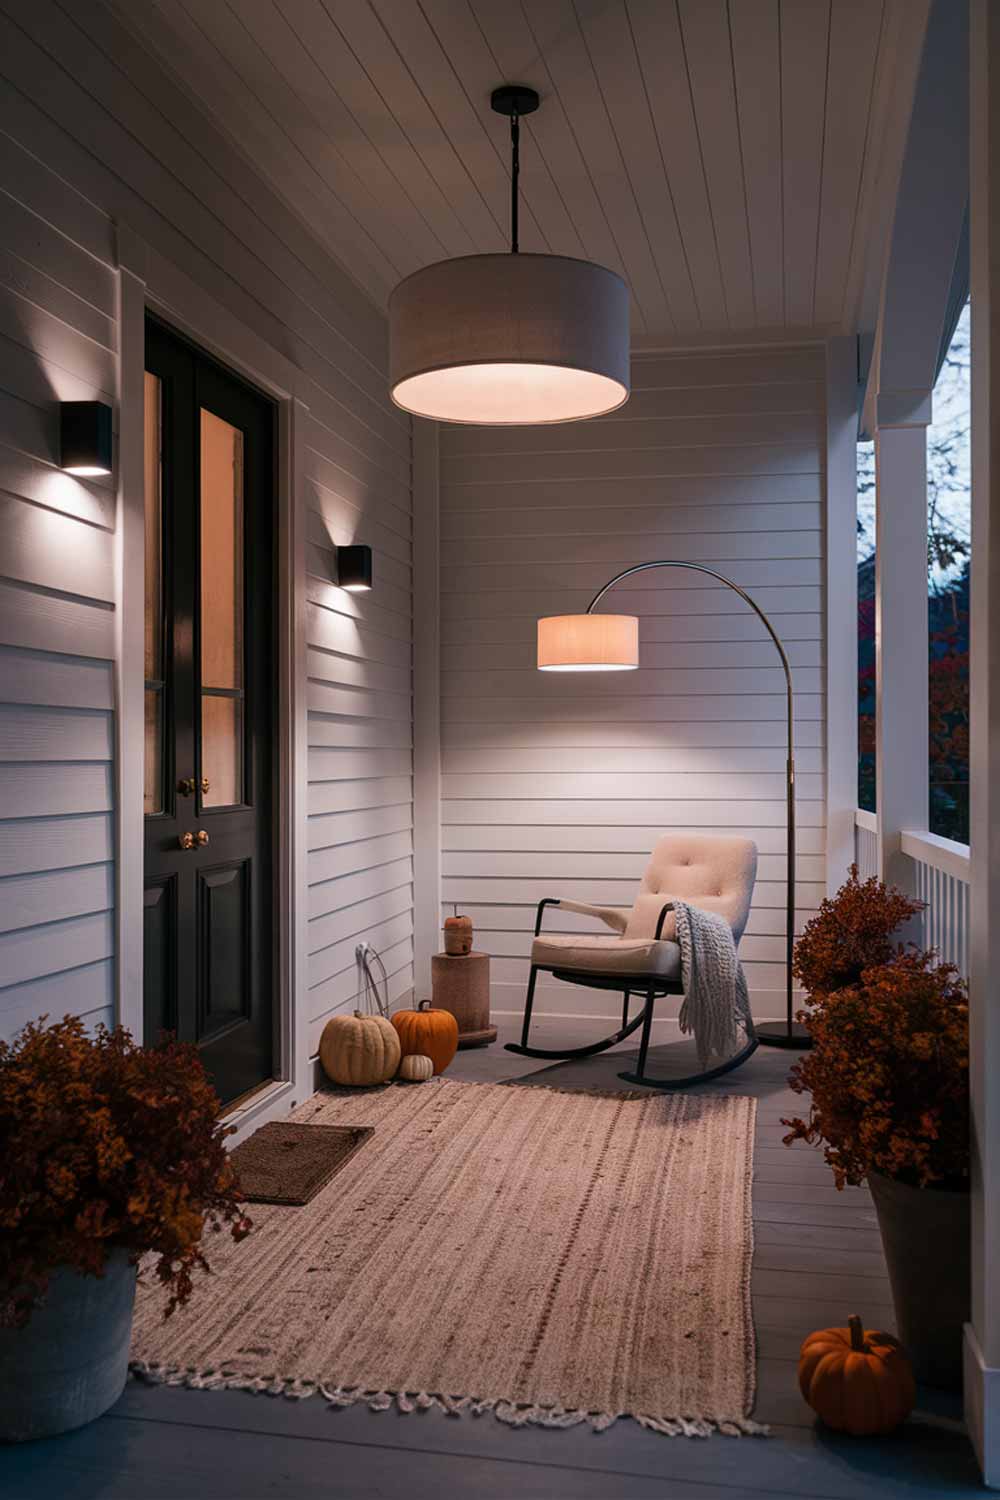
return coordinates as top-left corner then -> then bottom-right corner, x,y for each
337,543 -> 373,592
60,401 -> 113,476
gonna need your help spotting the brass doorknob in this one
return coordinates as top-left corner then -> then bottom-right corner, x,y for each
178,777 -> 211,796
178,831 -> 210,850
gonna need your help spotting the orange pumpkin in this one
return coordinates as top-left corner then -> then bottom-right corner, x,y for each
391,1000 -> 458,1075
798,1314 -> 916,1435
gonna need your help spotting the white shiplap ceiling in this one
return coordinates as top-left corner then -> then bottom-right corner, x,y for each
110,0 -> 929,347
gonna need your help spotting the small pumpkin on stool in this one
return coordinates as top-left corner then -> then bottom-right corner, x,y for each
392,1000 -> 459,1075
443,914 -> 473,956
798,1314 -> 916,1435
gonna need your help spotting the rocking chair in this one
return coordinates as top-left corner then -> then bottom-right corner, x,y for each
505,833 -> 759,1089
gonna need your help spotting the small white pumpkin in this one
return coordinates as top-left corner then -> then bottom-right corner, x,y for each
319,1011 -> 400,1086
398,1053 -> 434,1083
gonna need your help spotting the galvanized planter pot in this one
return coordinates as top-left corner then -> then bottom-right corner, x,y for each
0,1250 -> 138,1442
868,1171 -> 970,1391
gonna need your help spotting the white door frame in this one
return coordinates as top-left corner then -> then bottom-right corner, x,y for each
115,227 -> 311,1136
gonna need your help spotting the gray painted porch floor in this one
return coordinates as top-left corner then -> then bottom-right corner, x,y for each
1,1015 -> 979,1498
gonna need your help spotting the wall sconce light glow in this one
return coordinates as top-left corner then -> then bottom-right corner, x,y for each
537,614 -> 639,671
337,544 -> 373,593
60,401 -> 113,476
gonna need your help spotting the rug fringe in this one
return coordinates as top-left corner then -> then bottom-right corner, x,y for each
128,1362 -> 769,1437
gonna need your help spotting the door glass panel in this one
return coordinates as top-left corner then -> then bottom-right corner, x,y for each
200,409 -> 244,690
144,690 -> 161,816
200,408 -> 245,807
143,372 -> 163,815
201,695 -> 242,808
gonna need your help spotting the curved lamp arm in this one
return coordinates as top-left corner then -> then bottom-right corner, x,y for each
585,559 -> 797,1042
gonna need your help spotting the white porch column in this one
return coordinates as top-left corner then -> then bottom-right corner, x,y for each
861,0 -> 967,892
873,410 -> 930,890
824,337 -> 860,894
966,0 -> 1000,1482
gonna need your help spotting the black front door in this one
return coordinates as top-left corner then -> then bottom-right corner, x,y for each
142,316 -> 276,1108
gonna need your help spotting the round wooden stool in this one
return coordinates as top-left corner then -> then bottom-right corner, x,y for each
431,951 -> 496,1048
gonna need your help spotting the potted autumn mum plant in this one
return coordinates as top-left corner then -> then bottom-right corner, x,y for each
0,1016 -> 250,1441
783,867 -> 969,1390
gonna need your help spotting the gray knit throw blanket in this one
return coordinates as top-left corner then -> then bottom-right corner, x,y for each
674,901 -> 753,1068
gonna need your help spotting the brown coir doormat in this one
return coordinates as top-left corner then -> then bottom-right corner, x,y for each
230,1121 -> 374,1206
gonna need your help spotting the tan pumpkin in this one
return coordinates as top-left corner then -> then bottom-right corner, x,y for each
391,1000 -> 459,1075
319,1011 -> 400,1087
398,1053 -> 434,1083
798,1314 -> 916,1435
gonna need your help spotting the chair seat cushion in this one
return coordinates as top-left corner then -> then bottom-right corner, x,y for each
531,932 -> 681,980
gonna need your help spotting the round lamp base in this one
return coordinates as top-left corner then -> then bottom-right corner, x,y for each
491,85 -> 540,117
755,1020 -> 812,1050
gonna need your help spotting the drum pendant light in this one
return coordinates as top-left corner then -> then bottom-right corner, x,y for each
388,86 -> 630,425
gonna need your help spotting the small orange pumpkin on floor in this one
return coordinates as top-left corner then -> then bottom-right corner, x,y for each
391,1000 -> 458,1075
798,1314 -> 916,1435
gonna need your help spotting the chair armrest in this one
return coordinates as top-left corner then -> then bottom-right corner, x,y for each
534,897 -> 629,936
654,902 -> 675,941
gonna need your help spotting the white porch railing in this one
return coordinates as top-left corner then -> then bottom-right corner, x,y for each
853,811 -> 970,978
901,830 -> 971,977
854,808 -> 879,880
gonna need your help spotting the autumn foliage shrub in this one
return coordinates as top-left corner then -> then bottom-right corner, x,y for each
783,955 -> 969,1189
0,1017 -> 250,1327
791,864 -> 923,998
783,870 -> 969,1191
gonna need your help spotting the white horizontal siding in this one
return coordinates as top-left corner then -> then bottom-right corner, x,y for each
303,388 -> 414,1051
0,0 -> 413,1050
438,347 -> 826,1022
0,16 -> 128,1037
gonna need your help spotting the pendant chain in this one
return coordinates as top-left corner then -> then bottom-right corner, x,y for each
510,110 -> 520,253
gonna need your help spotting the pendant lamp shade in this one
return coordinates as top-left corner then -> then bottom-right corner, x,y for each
387,85 -> 630,425
537,613 -> 639,671
389,253 -> 629,425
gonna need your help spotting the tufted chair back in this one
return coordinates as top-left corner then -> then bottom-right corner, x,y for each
624,833 -> 757,944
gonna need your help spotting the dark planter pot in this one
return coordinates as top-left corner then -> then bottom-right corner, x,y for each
0,1250 -> 137,1442
868,1170 -> 970,1391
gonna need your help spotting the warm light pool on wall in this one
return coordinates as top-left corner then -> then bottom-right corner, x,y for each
388,86 -> 630,425
538,560 -> 807,1052
60,401 -> 113,476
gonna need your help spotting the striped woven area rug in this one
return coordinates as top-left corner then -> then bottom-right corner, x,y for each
130,1079 -> 762,1438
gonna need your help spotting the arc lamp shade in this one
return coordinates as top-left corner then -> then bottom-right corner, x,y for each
389,254 -> 630,425
537,614 -> 639,672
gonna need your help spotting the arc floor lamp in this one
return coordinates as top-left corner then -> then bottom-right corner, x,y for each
537,559 -> 809,1050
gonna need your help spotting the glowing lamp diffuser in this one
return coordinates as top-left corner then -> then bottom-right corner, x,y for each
60,401 -> 113,476
537,613 -> 638,672
388,86 -> 629,426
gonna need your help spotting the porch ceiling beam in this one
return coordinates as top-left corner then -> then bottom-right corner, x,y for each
864,0 -> 968,898
860,0 -> 969,439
